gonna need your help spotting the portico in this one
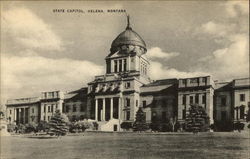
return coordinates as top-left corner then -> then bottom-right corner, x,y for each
95,97 -> 121,121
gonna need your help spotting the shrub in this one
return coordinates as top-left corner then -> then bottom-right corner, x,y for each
248,124 -> 250,129
121,122 -> 133,130
37,121 -> 50,132
25,123 -> 37,133
233,122 -> 245,132
7,124 -> 16,132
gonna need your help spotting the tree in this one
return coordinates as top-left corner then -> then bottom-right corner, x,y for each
48,110 -> 69,137
133,107 -> 149,132
185,104 -> 210,133
170,117 -> 177,132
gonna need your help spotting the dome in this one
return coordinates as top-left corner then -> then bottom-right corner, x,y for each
110,16 -> 146,54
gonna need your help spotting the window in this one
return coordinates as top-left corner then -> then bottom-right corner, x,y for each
125,82 -> 130,88
221,96 -> 226,106
182,109 -> 186,119
80,104 -> 85,112
123,59 -> 127,71
143,100 -> 146,107
48,106 -> 51,112
240,94 -> 245,102
44,105 -> 46,113
190,96 -> 194,104
136,100 -> 138,107
190,78 -> 198,83
119,59 -> 122,72
73,105 -> 77,112
240,106 -> 245,119
221,111 -> 227,121
51,104 -> 54,112
43,116 -> 46,121
32,108 -> 34,113
202,77 -> 206,83
126,98 -> 130,107
152,112 -> 157,122
182,95 -> 186,105
56,104 -> 58,109
114,60 -> 118,72
162,112 -> 167,122
126,111 -> 130,120
48,116 -> 50,121
195,94 -> 199,104
9,110 -> 12,115
202,94 -> 206,104
182,79 -> 186,85
66,105 -> 69,113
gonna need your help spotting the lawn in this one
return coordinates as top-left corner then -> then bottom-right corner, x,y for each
1,132 -> 249,159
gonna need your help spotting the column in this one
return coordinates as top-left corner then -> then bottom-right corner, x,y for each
95,99 -> 98,121
177,94 -> 183,120
234,108 -> 237,120
40,104 -> 44,121
110,98 -> 113,119
111,60 -> 114,72
103,98 -> 106,121
14,108 -> 17,121
128,56 -> 131,71
118,97 -> 121,120
121,59 -> 124,72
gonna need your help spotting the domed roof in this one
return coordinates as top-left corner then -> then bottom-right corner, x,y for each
110,16 -> 146,53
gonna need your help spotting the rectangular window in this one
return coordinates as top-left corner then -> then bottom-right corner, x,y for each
143,100 -> 146,107
240,106 -> 245,119
123,59 -> 127,71
44,116 -> 46,121
202,77 -> 206,83
66,105 -> 69,113
126,98 -> 130,107
80,104 -> 85,112
195,94 -> 199,104
182,95 -> 186,105
221,96 -> 226,106
73,104 -> 77,112
119,59 -> 122,72
202,94 -> 206,104
114,60 -> 118,72
136,100 -> 138,107
182,109 -> 186,119
44,105 -> 46,113
240,94 -> 245,102
10,110 -> 12,114
125,82 -> 130,88
32,108 -> 34,113
126,111 -> 130,120
48,106 -> 51,112
48,116 -> 50,121
51,104 -> 54,112
190,96 -> 194,104
190,78 -> 198,83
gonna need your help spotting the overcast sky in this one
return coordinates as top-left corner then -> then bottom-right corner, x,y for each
1,1 -> 249,104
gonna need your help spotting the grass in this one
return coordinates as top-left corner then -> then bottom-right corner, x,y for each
1,132 -> 249,159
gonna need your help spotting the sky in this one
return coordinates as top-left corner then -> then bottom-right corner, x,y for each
1,0 -> 249,104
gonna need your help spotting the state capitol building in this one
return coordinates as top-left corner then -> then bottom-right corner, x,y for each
5,17 -> 250,132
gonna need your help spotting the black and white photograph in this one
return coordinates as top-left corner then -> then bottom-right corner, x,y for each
0,0 -> 249,159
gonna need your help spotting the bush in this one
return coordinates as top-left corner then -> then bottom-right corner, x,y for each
161,123 -> 172,132
248,124 -> 250,129
121,122 -> 133,130
150,122 -> 161,132
16,124 -> 26,133
25,123 -> 37,133
233,122 -> 245,132
7,124 -> 16,132
37,121 -> 50,132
